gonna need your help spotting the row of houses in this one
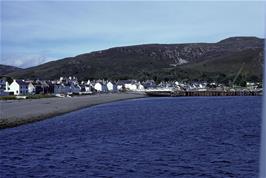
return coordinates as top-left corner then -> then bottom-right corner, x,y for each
0,77 -> 148,96
0,79 -> 53,96
1,76 -> 262,96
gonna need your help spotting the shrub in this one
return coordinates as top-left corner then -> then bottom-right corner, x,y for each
0,96 -> 17,100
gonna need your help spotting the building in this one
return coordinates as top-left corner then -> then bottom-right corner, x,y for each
54,84 -> 70,94
7,79 -> 28,95
107,81 -> 117,92
0,79 -> 8,96
142,80 -> 157,89
116,81 -> 125,91
70,83 -> 81,94
28,82 -> 36,94
125,83 -> 137,91
84,84 -> 93,93
137,82 -> 145,90
94,82 -> 108,92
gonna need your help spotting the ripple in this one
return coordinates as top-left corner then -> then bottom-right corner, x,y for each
0,96 -> 261,177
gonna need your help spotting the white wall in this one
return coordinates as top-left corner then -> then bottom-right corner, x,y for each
125,83 -> 137,91
94,83 -> 102,92
8,81 -> 21,95
28,83 -> 35,94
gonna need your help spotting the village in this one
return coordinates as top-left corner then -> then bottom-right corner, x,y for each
0,76 -> 263,99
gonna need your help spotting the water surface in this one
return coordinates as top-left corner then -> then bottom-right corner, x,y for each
0,96 -> 261,177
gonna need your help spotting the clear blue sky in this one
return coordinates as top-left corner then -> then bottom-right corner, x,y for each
1,1 -> 265,68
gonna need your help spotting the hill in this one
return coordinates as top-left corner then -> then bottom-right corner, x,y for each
0,65 -> 22,76
4,36 -> 264,84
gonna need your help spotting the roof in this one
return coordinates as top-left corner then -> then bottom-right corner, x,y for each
116,80 -> 137,85
15,80 -> 28,86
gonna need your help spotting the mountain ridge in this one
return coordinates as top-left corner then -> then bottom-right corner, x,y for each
2,36 -> 264,84
0,65 -> 22,76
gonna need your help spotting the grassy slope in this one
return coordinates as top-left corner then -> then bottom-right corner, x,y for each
6,37 -> 264,82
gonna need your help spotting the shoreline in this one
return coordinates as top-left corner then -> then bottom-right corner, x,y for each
0,93 -> 147,129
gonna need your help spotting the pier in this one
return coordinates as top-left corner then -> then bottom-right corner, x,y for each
145,90 -> 262,97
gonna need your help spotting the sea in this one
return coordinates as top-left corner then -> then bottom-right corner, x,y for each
0,96 -> 262,178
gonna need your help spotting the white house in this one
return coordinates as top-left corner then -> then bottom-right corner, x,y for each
137,83 -> 145,91
116,81 -> 124,91
94,82 -> 108,92
107,81 -> 117,92
94,82 -> 102,92
116,80 -> 141,91
117,85 -> 123,91
59,77 -> 64,82
125,83 -> 138,91
84,84 -> 92,93
28,82 -> 36,94
8,79 -> 28,95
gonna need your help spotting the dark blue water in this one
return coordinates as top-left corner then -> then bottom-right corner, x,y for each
0,96 -> 262,177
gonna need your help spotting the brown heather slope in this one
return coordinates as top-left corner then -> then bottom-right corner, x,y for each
5,36 -> 264,83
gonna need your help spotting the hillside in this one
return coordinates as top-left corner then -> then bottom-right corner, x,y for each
0,65 -> 22,76
5,36 -> 264,83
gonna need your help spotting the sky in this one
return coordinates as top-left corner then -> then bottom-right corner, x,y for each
0,1 -> 265,68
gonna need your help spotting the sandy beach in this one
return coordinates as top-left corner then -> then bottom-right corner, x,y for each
0,93 -> 146,129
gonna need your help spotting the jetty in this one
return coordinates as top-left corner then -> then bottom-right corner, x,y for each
145,90 -> 262,97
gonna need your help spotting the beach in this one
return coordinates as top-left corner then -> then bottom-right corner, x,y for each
0,93 -> 146,129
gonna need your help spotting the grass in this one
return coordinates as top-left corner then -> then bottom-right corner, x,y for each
26,94 -> 55,99
0,96 -> 17,100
